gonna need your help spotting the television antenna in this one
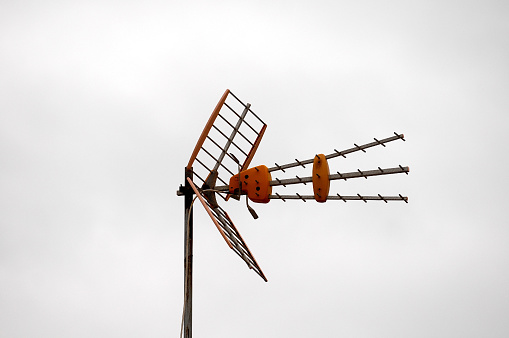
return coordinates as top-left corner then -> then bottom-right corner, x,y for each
177,89 -> 409,337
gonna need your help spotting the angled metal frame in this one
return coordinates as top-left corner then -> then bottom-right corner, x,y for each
186,177 -> 267,281
182,89 -> 268,281
186,89 -> 267,190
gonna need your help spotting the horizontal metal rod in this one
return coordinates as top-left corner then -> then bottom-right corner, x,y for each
270,166 -> 409,187
269,194 -> 408,202
272,175 -> 312,186
213,184 -> 231,192
267,133 -> 405,172
325,133 -> 405,161
329,166 -> 409,181
212,166 -> 409,192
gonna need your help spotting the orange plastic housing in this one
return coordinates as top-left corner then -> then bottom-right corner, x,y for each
312,154 -> 330,202
229,165 -> 272,203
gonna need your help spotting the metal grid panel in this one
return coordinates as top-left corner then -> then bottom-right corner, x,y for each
191,91 -> 266,191
202,195 -> 267,281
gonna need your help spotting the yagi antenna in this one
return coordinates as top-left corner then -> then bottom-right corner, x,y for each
177,89 -> 409,337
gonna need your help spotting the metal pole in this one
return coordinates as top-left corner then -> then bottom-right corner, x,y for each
183,167 -> 194,338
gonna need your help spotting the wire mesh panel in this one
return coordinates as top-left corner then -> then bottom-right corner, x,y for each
184,90 -> 267,281
186,177 -> 267,281
206,202 -> 267,282
187,90 -> 267,192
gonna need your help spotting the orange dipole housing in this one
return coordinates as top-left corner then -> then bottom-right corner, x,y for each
312,154 -> 330,202
229,165 -> 272,203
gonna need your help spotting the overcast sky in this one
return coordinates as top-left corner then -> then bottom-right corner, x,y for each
1,1 -> 509,337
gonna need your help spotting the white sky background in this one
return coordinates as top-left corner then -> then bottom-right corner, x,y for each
1,0 -> 508,337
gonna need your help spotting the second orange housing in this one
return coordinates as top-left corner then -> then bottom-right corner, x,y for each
312,154 -> 330,202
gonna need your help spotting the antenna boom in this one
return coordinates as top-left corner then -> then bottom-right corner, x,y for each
267,133 -> 405,173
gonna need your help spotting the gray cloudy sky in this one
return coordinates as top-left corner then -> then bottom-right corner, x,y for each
1,1 -> 509,337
